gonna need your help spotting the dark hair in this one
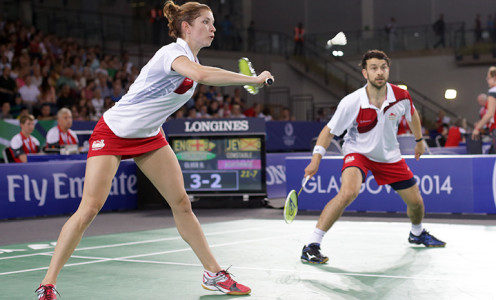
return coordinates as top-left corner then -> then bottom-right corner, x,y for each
360,50 -> 391,69
163,0 -> 211,39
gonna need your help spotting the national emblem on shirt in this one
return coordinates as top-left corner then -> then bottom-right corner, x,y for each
174,77 -> 194,94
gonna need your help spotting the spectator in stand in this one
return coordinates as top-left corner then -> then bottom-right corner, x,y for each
435,109 -> 450,134
31,64 -> 43,87
385,17 -> 397,51
9,114 -> 40,163
103,95 -> 114,112
243,102 -> 261,117
233,87 -> 245,109
473,66 -> 496,153
10,95 -> 25,118
477,93 -> 488,131
445,117 -> 467,147
293,22 -> 305,56
207,100 -> 220,117
433,14 -> 446,48
0,66 -> 17,104
109,79 -> 124,102
81,79 -> 96,102
475,14 -> 483,43
38,76 -> 57,114
0,101 -> 13,119
198,104 -> 211,118
18,75 -> 40,112
95,70 -> 112,99
56,66 -> 77,92
221,94 -> 233,117
261,107 -> 273,121
187,107 -> 199,119
45,107 -> 78,151
279,106 -> 295,121
230,104 -> 245,118
37,103 -> 55,121
91,89 -> 104,121
56,84 -> 76,109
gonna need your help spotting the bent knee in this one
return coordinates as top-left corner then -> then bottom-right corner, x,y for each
74,206 -> 100,226
169,193 -> 193,214
337,189 -> 359,204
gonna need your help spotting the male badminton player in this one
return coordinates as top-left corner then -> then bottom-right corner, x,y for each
35,1 -> 273,299
300,50 -> 445,264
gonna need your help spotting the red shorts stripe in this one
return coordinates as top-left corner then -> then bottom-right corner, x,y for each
87,117 -> 168,160
341,153 -> 413,185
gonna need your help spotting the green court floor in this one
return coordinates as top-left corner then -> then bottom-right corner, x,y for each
1,219 -> 495,300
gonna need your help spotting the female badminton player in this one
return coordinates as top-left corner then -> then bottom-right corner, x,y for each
35,1 -> 273,298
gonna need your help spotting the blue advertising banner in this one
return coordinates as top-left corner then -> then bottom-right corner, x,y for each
0,160 -> 137,219
265,121 -> 325,152
266,152 -> 307,199
286,155 -> 496,214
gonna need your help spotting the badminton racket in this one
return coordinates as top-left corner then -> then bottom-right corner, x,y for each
238,57 -> 273,95
284,175 -> 311,224
326,32 -> 347,49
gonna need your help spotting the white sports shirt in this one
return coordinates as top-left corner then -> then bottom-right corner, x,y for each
327,83 -> 415,163
103,38 -> 198,138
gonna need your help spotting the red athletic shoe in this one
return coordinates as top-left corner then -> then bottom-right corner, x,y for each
35,284 -> 59,300
202,269 -> 251,295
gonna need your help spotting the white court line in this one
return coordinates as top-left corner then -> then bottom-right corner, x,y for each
0,233 -> 296,276
0,226 -> 271,261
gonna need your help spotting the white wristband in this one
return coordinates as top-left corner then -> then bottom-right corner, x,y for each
313,145 -> 326,157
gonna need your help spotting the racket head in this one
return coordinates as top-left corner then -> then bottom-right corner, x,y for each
283,189 -> 298,224
238,57 -> 259,95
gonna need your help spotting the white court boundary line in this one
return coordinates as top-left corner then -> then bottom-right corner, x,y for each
0,226 -> 272,261
0,232 -> 455,282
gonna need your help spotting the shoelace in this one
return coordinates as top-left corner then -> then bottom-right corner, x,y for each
35,285 -> 60,300
217,266 -> 236,285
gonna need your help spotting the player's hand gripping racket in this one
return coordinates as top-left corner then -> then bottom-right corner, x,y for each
284,176 -> 311,224
238,57 -> 273,95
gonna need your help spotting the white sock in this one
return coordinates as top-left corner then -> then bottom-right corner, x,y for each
204,270 -> 217,277
411,223 -> 423,236
308,227 -> 326,245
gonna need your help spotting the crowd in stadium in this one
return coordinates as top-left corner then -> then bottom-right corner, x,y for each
0,17 -> 294,123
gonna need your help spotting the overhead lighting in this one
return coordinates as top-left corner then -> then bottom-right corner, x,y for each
445,89 -> 457,100
397,84 -> 407,90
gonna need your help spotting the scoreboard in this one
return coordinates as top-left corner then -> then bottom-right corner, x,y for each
166,118 -> 266,196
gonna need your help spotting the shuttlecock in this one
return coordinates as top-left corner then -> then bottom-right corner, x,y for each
326,32 -> 347,48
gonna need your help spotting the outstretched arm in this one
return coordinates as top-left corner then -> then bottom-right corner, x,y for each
171,56 -> 273,87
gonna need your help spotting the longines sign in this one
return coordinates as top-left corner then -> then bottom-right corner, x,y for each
166,118 -> 265,136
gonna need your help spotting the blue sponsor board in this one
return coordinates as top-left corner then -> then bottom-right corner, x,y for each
266,152 -> 307,199
286,155 -> 496,214
0,160 -> 137,219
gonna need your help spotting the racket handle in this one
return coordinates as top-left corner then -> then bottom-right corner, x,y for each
265,78 -> 273,85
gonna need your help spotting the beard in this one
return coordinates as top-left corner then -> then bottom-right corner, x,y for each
369,77 -> 387,90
